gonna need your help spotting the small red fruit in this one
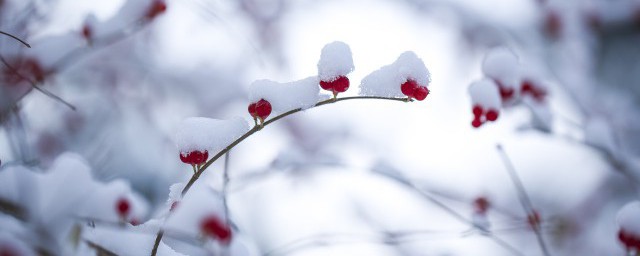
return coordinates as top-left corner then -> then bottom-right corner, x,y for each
471,117 -> 483,128
180,150 -> 209,165
116,198 -> 131,219
472,105 -> 483,117
170,201 -> 179,211
145,0 -> 167,20
485,109 -> 499,121
82,25 -> 92,40
248,102 -> 257,119
201,215 -> 232,243
413,86 -> 429,101
255,99 -> 272,121
473,197 -> 490,214
400,79 -> 419,98
498,86 -> 515,101
527,210 -> 541,229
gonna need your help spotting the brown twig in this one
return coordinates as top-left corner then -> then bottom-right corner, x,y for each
180,95 -> 409,196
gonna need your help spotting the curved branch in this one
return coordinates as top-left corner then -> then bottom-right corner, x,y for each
0,31 -> 31,47
181,96 -> 410,195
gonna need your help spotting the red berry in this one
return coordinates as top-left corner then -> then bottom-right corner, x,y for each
332,76 -> 350,93
498,86 -> 515,101
527,210 -> 541,229
130,218 -> 140,226
201,215 -> 232,243
116,198 -> 131,218
180,150 -> 209,165
471,117 -> 483,128
485,109 -> 499,121
248,102 -> 257,118
413,86 -> 429,101
319,80 -> 334,91
82,25 -> 92,40
544,10 -> 562,39
472,105 -> 483,117
400,79 -> 418,98
255,99 -> 272,120
145,0 -> 167,20
473,197 -> 490,214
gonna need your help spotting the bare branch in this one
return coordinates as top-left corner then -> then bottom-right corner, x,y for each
0,31 -> 31,47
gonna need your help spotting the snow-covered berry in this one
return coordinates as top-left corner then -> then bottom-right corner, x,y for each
179,150 -> 209,165
201,215 -> 232,243
617,202 -> 640,251
485,109 -> 499,121
248,99 -> 272,124
400,79 -> 429,101
319,76 -> 350,97
468,79 -> 501,128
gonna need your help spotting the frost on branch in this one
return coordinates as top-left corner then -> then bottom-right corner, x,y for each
359,51 -> 431,99
481,47 -> 520,102
317,41 -> 354,82
468,79 -> 501,128
174,117 -> 249,156
81,0 -> 167,39
249,77 -> 321,114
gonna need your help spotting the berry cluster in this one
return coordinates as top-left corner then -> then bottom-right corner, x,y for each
319,75 -> 350,98
471,105 -> 499,128
179,150 -> 209,166
520,80 -> 547,102
400,79 -> 429,101
200,215 -> 232,244
494,80 -> 515,103
248,99 -> 272,126
1,57 -> 45,85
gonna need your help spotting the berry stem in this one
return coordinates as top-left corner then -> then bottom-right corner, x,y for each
191,164 -> 197,174
180,96 -> 410,196
496,144 -> 551,256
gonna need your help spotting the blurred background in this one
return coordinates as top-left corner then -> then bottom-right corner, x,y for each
1,0 -> 640,255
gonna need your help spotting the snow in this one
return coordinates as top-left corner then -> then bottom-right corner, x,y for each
249,77 -> 321,113
359,51 -> 431,97
617,201 -> 640,236
481,47 -> 520,89
164,183 -> 226,238
84,225 -> 185,256
174,117 -> 250,154
83,0 -> 155,38
584,117 -> 618,157
468,79 -> 501,110
317,41 -> 355,82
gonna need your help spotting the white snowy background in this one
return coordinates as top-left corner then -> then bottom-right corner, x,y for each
1,0 -> 640,255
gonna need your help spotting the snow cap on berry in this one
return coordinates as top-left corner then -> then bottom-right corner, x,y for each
482,47 -> 520,90
317,41 -> 354,82
174,117 -> 249,154
360,51 -> 431,97
617,201 -> 640,237
468,79 -> 501,110
249,77 -> 321,113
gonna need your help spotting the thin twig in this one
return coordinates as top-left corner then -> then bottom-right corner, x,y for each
373,169 -> 526,256
223,151 -> 231,224
0,31 -> 31,47
0,55 -> 76,110
496,144 -> 552,256
150,230 -> 164,256
181,96 -> 409,196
